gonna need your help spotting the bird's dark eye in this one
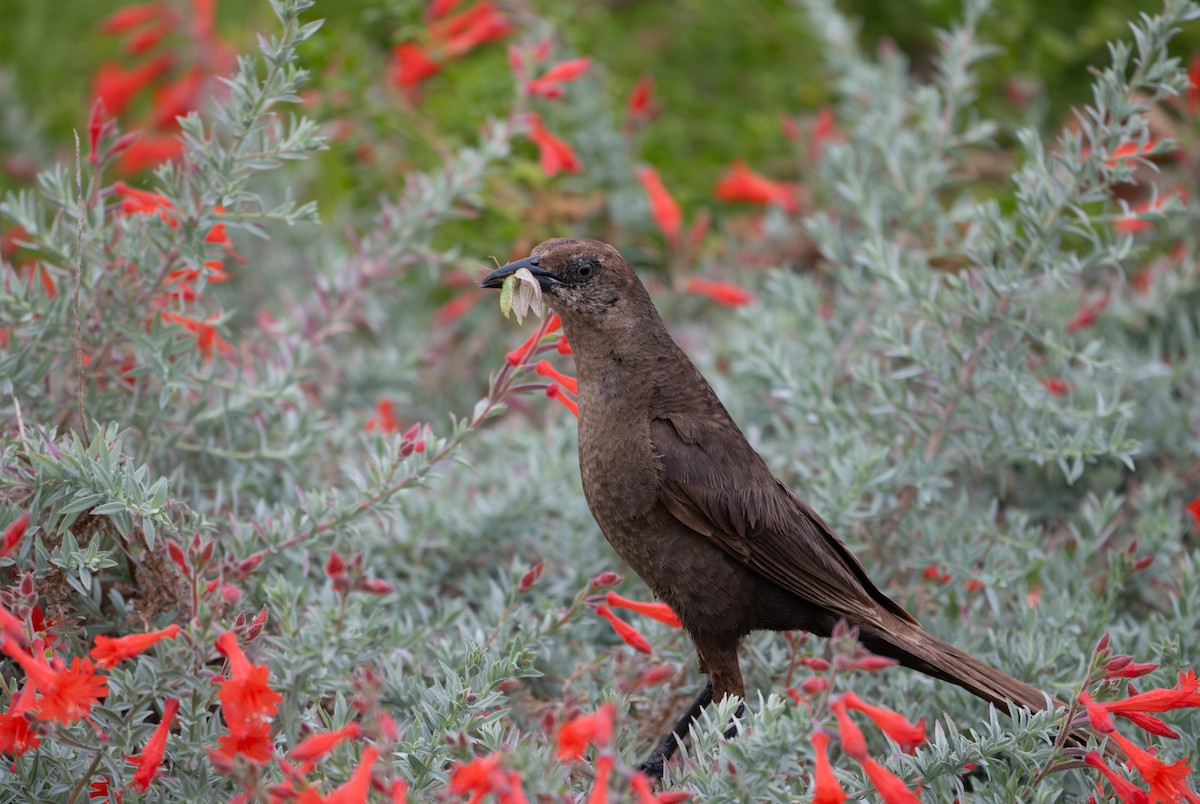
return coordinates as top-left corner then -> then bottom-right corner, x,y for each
568,260 -> 592,282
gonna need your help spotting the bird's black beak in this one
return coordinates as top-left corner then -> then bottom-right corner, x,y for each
479,255 -> 562,290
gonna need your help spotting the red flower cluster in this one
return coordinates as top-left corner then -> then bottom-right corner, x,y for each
534,358 -> 580,416
325,548 -> 396,597
364,400 -> 427,456
815,692 -> 926,803
0,640 -> 108,727
505,39 -> 593,176
93,0 -> 234,172
108,182 -> 239,364
210,630 -> 283,765
1079,644 -> 1200,802
389,1 -> 514,92
448,752 -> 529,803
556,703 -> 615,760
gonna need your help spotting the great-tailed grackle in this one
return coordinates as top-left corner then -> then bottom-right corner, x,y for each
482,237 -> 1100,777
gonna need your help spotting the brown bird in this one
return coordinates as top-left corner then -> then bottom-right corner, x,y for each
482,237 -> 1096,777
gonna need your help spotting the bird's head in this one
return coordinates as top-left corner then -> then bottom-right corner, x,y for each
480,238 -> 649,325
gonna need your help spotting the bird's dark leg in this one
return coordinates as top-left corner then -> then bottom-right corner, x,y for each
635,680 -> 746,780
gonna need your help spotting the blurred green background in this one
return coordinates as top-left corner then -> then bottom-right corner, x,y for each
1,0 -> 1194,211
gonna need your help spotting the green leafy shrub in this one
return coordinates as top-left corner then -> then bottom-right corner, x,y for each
1,0 -> 1199,801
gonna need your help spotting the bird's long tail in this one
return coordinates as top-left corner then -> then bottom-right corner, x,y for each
858,619 -> 1121,758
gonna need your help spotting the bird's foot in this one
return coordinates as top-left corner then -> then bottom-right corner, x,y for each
635,751 -> 666,780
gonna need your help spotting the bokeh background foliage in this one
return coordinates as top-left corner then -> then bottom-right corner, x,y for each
1,0 -> 1200,801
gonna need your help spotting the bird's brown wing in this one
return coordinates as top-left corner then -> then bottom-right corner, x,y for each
651,413 -> 918,627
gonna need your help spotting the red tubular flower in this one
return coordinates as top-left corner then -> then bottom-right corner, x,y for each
113,181 -> 175,217
366,399 -> 398,433
432,2 -> 515,57
546,384 -> 579,417
858,756 -> 922,804
1190,53 -> 1200,116
153,67 -> 205,128
534,360 -> 578,395
124,20 -> 174,56
161,312 -> 232,360
428,0 -> 460,19
323,745 -> 378,802
91,623 -> 181,669
1106,139 -> 1161,167
810,732 -> 847,804
1105,656 -> 1160,680
604,592 -> 682,628
1040,376 -> 1072,395
505,313 -> 562,365
625,75 -> 658,125
212,719 -> 274,765
1104,670 -> 1200,712
91,54 -> 173,117
449,753 -> 530,802
87,777 -> 120,802
637,166 -> 682,240
127,697 -> 180,791
290,722 -> 361,762
1105,729 -> 1197,802
1,512 -> 29,557
98,2 -> 169,35
0,684 -> 40,755
118,133 -> 185,172
0,641 -> 108,725
840,691 -> 926,753
555,703 -> 615,760
685,277 -> 755,308
801,676 -> 829,696
434,292 -> 476,325
518,559 -> 545,593
714,161 -> 798,213
591,571 -> 622,588
526,57 -> 591,99
843,655 -> 898,672
809,106 -> 840,162
1084,750 -> 1150,804
1098,670 -> 1200,736
633,665 -> 676,688
1116,190 -> 1189,234
1079,690 -> 1117,733
830,697 -> 867,760
630,772 -> 692,803
1186,498 -> 1200,530
586,753 -> 613,804
87,99 -> 107,165
556,334 -> 572,354
214,631 -> 282,725
526,114 -> 582,176
1066,295 -> 1109,333
390,43 -> 441,89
